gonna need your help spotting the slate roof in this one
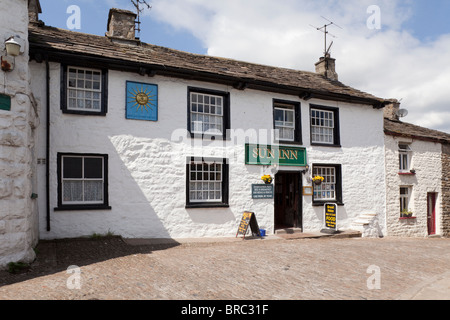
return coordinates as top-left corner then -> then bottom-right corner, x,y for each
384,118 -> 450,145
28,23 -> 387,108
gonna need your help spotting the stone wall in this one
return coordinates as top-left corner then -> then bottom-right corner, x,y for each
385,135 -> 442,237
0,0 -> 39,267
441,143 -> 450,237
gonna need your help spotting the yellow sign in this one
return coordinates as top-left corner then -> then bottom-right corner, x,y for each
325,203 -> 337,230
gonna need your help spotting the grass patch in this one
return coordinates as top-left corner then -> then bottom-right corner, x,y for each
89,230 -> 116,240
7,261 -> 30,274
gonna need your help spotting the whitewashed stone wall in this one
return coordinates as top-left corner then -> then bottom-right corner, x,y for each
0,0 -> 39,267
32,61 -> 386,240
385,135 -> 442,237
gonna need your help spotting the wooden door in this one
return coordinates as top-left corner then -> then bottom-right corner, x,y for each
275,172 -> 302,229
427,193 -> 436,235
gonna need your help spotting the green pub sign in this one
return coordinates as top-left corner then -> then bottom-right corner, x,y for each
245,144 -> 307,167
0,94 -> 11,111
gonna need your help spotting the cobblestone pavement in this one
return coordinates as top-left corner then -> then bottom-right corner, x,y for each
0,235 -> 449,301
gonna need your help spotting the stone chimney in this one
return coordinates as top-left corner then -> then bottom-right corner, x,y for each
315,54 -> 338,81
383,99 -> 401,121
28,0 -> 42,23
106,8 -> 138,44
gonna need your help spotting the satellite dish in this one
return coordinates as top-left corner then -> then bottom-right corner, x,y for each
396,109 -> 408,118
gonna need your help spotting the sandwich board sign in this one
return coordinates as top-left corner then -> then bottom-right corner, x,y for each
236,211 -> 262,239
322,203 -> 338,234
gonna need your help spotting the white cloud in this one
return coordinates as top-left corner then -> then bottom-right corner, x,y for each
150,0 -> 450,133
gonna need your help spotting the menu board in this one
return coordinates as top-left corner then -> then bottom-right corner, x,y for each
236,211 -> 262,239
324,203 -> 337,231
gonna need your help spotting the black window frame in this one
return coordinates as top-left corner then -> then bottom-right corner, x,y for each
60,64 -> 109,116
273,99 -> 302,145
187,87 -> 231,140
186,157 -> 229,208
55,152 -> 111,211
312,163 -> 343,206
309,104 -> 341,147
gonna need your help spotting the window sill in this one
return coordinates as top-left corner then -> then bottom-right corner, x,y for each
311,143 -> 342,148
188,133 -> 230,141
399,216 -> 416,220
62,110 -> 107,116
276,140 -> 304,146
55,205 -> 112,211
398,172 -> 416,175
186,203 -> 230,209
312,201 -> 344,207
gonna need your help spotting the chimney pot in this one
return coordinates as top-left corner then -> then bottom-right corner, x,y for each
315,54 -> 338,81
28,0 -> 42,23
106,8 -> 138,43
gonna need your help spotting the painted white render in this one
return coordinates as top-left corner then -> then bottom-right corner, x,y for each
385,135 -> 442,237
0,0 -> 39,267
31,63 -> 387,240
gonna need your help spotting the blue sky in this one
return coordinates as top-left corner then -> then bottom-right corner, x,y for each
38,0 -> 450,133
40,0 -> 207,54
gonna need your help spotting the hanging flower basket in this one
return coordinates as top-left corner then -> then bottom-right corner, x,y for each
261,175 -> 273,184
312,176 -> 324,185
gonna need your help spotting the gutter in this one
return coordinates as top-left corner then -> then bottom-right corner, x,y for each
45,58 -> 50,231
31,48 -> 386,109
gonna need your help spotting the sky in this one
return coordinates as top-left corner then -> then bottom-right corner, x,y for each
39,0 -> 450,133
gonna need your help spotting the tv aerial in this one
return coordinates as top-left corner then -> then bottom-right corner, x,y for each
310,16 -> 342,56
131,0 -> 152,38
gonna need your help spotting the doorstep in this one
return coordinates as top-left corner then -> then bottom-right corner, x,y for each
276,229 -> 362,240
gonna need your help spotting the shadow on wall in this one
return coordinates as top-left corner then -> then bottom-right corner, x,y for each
108,135 -> 175,239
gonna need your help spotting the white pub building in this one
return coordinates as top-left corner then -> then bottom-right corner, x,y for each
0,0 -> 410,265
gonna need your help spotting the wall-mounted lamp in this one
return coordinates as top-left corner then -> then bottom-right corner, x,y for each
5,37 -> 21,57
1,36 -> 21,72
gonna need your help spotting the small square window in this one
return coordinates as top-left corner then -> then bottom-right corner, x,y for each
186,157 -> 229,208
273,100 -> 301,144
188,87 -> 229,139
310,105 -> 340,147
312,164 -> 343,206
57,153 -> 110,210
62,65 -> 107,115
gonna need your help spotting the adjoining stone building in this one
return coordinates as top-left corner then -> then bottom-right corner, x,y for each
384,101 -> 450,237
0,0 -> 39,267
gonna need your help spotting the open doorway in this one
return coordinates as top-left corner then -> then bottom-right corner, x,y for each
274,171 -> 302,230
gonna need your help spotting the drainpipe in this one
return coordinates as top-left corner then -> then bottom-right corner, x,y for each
45,58 -> 50,231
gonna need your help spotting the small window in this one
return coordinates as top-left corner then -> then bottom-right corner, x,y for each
186,157 -> 229,208
312,164 -> 343,205
188,87 -> 230,139
399,144 -> 412,172
400,187 -> 412,216
57,153 -> 110,210
61,65 -> 108,115
310,105 -> 340,147
273,100 -> 302,144
313,166 -> 336,201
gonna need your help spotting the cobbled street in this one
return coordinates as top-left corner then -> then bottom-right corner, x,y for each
0,236 -> 449,301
